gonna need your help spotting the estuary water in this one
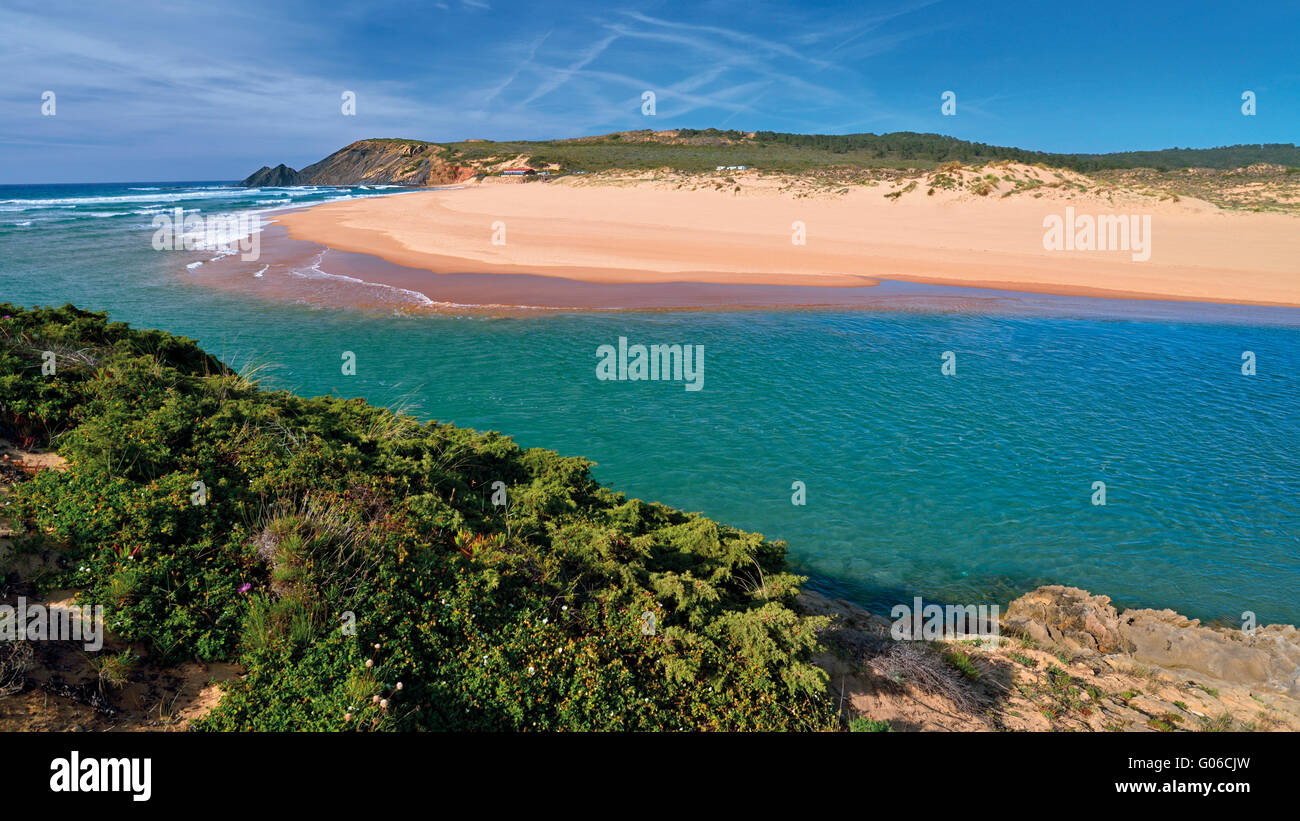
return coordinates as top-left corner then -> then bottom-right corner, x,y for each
3,182 -> 1297,625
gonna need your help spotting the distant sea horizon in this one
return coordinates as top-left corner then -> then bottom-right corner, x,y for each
3,181 -> 1298,626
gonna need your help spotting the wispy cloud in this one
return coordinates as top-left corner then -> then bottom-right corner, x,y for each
6,0 -> 1292,182
619,11 -> 832,69
520,33 -> 621,105
0,0 -> 938,181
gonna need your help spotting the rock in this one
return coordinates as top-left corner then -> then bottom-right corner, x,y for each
239,164 -> 300,187
238,140 -> 475,188
1006,585 -> 1300,699
1120,608 -> 1300,696
802,585 -> 1300,731
1004,585 -> 1134,654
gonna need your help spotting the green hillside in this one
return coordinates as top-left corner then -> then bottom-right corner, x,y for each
440,129 -> 1300,174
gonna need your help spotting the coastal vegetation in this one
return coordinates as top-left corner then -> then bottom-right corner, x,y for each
0,304 -> 837,731
240,131 -> 1300,190
240,133 -> 1300,217
443,129 -> 1300,174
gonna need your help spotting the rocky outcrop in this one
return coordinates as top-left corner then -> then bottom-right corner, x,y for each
239,164 -> 300,187
1004,586 -> 1134,655
803,585 -> 1300,731
239,140 -> 475,187
1006,585 -> 1300,698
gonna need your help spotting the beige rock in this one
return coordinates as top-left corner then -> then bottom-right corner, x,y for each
1004,585 -> 1134,654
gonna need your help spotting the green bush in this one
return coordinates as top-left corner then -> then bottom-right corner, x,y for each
849,716 -> 892,732
0,304 -> 836,731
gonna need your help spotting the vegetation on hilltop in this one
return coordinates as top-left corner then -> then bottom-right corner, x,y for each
243,129 -> 1300,188
441,128 -> 1300,174
0,305 -> 836,731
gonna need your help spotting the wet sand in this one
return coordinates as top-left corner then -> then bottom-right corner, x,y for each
188,223 -> 1300,327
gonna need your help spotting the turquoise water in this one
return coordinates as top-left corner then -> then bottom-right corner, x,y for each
3,182 -> 1298,625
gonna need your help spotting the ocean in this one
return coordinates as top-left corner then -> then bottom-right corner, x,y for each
2,181 -> 1298,625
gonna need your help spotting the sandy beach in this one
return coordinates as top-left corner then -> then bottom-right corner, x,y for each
272,167 -> 1300,310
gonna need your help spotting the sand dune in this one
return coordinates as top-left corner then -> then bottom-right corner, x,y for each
276,169 -> 1300,308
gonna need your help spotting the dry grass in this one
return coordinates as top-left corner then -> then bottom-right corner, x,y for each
0,641 -> 33,696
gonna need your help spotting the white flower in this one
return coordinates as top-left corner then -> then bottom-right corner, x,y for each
527,666 -> 535,676
365,659 -> 374,668
380,699 -> 389,709
395,682 -> 403,691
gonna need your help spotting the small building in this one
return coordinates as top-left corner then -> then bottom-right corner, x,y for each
501,167 -> 536,176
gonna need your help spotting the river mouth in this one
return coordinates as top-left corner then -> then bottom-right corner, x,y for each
6,183 -> 1300,628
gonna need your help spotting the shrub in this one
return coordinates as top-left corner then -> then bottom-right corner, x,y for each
849,716 -> 892,732
1,303 -> 836,731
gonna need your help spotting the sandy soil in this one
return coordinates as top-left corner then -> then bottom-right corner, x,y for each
1,441 -> 240,731
274,166 -> 1300,309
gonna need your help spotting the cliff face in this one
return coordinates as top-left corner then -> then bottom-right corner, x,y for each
239,140 -> 474,187
239,164 -> 300,186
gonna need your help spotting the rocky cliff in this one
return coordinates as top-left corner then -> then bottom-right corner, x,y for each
239,163 -> 300,186
238,139 -> 475,187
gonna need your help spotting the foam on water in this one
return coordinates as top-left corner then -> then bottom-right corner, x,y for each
290,250 -> 438,307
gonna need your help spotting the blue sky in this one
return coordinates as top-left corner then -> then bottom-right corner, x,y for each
3,0 -> 1297,183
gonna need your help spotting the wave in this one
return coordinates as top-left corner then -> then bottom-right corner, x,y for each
0,189 -> 257,207
1,184 -> 393,214
290,252 -> 436,307
173,216 -> 267,252
3,186 -> 402,243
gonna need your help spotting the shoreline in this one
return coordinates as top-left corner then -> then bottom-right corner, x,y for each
801,586 -> 1300,731
190,221 -> 1300,326
6,441 -> 1300,732
252,172 -> 1300,312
